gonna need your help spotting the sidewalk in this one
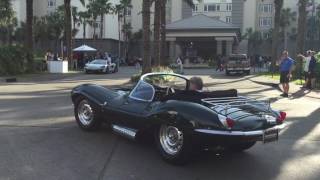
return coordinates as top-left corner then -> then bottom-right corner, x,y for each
0,71 -> 81,84
251,75 -> 320,99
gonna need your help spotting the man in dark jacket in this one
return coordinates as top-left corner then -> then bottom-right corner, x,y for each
308,51 -> 317,89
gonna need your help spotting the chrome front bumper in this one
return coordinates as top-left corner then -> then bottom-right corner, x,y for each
194,123 -> 286,137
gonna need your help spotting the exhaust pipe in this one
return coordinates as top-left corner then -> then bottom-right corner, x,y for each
112,125 -> 137,140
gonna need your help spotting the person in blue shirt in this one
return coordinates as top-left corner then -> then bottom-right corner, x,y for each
279,51 -> 295,97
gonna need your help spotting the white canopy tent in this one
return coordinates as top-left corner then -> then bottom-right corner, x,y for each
73,45 -> 97,52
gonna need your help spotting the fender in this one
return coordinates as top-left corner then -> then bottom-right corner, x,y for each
71,84 -> 118,108
149,100 -> 225,130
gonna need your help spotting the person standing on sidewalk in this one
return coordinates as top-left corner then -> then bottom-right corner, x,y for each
298,50 -> 311,88
176,56 -> 184,74
308,51 -> 317,89
279,51 -> 295,97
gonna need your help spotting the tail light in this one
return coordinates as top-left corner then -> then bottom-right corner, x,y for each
218,115 -> 235,129
277,111 -> 287,123
226,118 -> 235,129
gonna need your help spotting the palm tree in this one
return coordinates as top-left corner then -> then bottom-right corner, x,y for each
0,0 -> 15,44
72,6 -> 79,33
295,0 -> 308,80
114,0 -> 132,58
159,0 -> 195,65
142,0 -> 151,74
280,8 -> 296,49
98,0 -> 112,38
78,11 -> 90,40
243,28 -> 262,56
26,0 -> 34,71
64,0 -> 85,63
87,0 -> 100,39
271,0 -> 283,73
87,0 -> 112,39
159,0 -> 166,65
153,0 -> 161,66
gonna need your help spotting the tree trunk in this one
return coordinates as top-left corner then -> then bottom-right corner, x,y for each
64,0 -> 72,63
123,14 -> 127,59
100,14 -> 104,39
118,14 -> 121,57
153,0 -> 161,66
160,0 -> 167,65
93,18 -> 97,39
271,0 -> 283,73
26,0 -> 34,72
296,0 -> 307,54
83,23 -> 86,40
142,0 -> 151,74
296,0 -> 307,80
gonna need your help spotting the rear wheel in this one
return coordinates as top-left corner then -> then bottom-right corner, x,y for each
226,70 -> 230,76
74,96 -> 102,131
155,124 -> 192,165
245,70 -> 250,75
227,142 -> 256,152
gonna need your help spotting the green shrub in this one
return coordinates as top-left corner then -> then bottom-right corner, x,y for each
0,45 -> 33,76
130,66 -> 174,83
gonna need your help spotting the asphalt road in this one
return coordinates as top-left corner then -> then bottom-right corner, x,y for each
0,67 -> 320,180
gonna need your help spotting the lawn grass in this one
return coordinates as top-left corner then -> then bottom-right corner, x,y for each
258,72 -> 305,85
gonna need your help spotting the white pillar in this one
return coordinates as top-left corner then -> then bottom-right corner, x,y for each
217,40 -> 222,55
226,41 -> 233,55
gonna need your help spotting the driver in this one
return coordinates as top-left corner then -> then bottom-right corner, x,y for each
189,77 -> 203,92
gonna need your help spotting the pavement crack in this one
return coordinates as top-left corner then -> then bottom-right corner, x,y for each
97,136 -> 120,180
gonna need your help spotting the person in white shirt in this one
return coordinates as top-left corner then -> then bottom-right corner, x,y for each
299,50 -> 311,88
176,56 -> 183,74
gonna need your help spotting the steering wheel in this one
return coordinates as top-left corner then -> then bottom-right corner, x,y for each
166,86 -> 175,95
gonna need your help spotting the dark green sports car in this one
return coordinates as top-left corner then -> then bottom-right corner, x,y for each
71,73 -> 286,164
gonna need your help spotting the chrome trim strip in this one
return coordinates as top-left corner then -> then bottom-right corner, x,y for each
194,124 -> 286,136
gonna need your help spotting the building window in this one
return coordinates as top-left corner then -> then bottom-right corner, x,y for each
47,0 -> 56,8
226,16 -> 232,23
259,4 -> 273,13
193,4 -> 199,12
204,4 -> 220,12
226,3 -> 232,11
259,17 -> 272,27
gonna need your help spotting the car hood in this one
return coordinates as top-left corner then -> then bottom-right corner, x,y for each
85,64 -> 106,69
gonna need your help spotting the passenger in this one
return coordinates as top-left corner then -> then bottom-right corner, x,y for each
189,77 -> 203,92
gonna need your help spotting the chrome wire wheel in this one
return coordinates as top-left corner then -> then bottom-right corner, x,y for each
159,124 -> 184,155
77,100 -> 93,126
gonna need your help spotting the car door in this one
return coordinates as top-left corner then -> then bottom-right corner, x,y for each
113,81 -> 155,129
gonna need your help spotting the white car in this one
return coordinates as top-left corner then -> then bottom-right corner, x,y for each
84,59 -> 117,74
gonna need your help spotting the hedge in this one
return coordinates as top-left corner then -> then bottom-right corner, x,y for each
0,45 -> 33,76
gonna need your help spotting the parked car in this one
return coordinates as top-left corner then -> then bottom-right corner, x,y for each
71,73 -> 286,164
225,54 -> 251,75
84,59 -> 117,74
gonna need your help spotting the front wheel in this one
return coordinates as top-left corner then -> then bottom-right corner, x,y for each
74,96 -> 102,131
155,124 -> 192,165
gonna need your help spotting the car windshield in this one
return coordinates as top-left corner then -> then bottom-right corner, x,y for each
90,60 -> 107,64
143,74 -> 188,91
229,56 -> 247,61
129,81 -> 155,102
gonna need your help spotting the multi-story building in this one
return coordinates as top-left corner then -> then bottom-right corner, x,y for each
11,0 -> 121,40
192,0 -> 233,23
241,0 -> 275,37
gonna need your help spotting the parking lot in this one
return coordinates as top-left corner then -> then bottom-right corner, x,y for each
1,67 -> 320,180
